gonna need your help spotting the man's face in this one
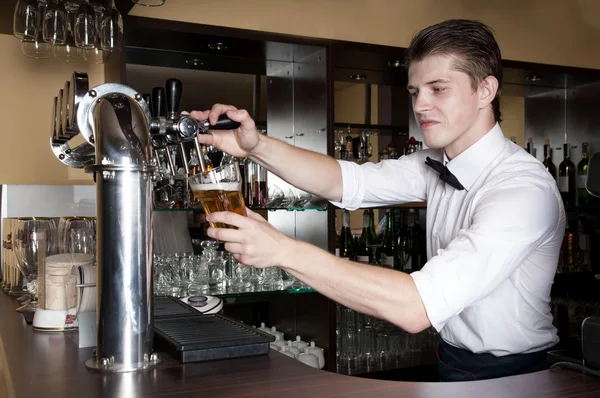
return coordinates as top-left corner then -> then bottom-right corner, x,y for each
407,54 -> 482,156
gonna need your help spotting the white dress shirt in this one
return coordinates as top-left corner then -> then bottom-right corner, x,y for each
332,123 -> 565,356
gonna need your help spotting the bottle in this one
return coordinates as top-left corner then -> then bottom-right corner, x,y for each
402,210 -> 415,273
356,211 -> 371,264
577,142 -> 590,206
542,139 -> 557,181
201,146 -> 214,171
366,210 -> 381,265
410,209 -> 423,271
526,138 -> 536,158
345,126 -> 354,161
381,209 -> 398,269
558,143 -> 576,206
577,215 -> 590,272
339,210 -> 355,260
253,163 -> 267,207
414,209 -> 427,270
245,159 -> 256,207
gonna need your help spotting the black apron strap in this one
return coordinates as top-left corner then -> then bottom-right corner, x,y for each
436,339 -> 553,382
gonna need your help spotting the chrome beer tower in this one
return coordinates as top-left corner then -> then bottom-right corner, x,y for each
49,72 -> 237,372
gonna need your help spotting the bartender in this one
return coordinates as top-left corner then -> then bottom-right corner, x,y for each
190,19 -> 565,382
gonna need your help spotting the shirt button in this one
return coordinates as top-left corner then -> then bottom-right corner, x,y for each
433,232 -> 438,237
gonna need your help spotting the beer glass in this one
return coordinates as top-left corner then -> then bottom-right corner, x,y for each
188,161 -> 246,229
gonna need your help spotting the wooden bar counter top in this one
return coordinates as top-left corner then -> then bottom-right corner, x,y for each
1,294 -> 600,398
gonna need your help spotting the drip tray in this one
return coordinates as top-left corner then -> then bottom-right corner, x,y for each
154,296 -> 197,318
154,313 -> 275,363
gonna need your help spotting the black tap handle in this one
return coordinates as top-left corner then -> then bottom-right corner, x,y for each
208,114 -> 241,130
165,78 -> 182,119
151,87 -> 166,118
142,93 -> 152,115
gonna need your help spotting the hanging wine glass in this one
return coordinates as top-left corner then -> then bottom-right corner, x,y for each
53,2 -> 82,62
100,1 -> 123,51
13,0 -> 39,41
13,218 -> 58,313
43,0 -> 67,45
83,3 -> 110,64
74,0 -> 96,49
21,1 -> 51,59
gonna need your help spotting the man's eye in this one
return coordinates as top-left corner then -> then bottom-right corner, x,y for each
433,87 -> 446,93
409,91 -> 418,97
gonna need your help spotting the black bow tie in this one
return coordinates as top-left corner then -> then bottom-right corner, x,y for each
425,156 -> 465,191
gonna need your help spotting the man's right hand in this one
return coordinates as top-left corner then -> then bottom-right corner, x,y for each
189,104 -> 262,158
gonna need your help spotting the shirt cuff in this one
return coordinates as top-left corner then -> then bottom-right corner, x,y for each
329,160 -> 364,210
410,270 -> 452,332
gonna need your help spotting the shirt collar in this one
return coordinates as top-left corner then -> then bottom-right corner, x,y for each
444,123 -> 506,191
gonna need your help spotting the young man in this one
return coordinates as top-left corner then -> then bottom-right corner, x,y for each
190,19 -> 565,381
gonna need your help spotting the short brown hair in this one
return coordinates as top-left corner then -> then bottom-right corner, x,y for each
406,19 -> 503,123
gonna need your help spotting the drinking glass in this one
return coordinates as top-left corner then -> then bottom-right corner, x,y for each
58,216 -> 95,253
83,5 -> 110,64
21,2 -> 51,59
43,0 -> 67,45
100,3 -> 123,51
13,218 -> 58,312
74,0 -> 96,49
189,161 -> 247,228
53,3 -> 82,62
13,0 -> 39,41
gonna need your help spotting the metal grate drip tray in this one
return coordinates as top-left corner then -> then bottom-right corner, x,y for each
154,314 -> 275,363
153,296 -> 197,318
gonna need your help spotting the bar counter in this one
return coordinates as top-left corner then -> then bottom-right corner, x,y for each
1,294 -> 600,398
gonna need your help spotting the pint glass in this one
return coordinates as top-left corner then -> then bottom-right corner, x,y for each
188,161 -> 246,228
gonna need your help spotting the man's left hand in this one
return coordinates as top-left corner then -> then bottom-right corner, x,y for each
205,209 -> 295,269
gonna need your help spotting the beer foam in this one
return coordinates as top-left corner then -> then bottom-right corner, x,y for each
189,182 -> 240,192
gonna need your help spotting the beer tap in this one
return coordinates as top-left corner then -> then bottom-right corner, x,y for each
147,78 -> 240,172
165,79 -> 190,175
142,93 -> 162,171
149,87 -> 177,176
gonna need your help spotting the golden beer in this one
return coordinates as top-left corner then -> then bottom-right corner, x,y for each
191,183 -> 247,229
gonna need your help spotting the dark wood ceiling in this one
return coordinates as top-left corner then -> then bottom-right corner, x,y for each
0,0 -> 17,36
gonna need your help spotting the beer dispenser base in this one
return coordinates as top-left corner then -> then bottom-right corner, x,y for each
85,351 -> 163,373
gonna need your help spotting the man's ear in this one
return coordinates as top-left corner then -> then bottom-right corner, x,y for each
478,76 -> 499,109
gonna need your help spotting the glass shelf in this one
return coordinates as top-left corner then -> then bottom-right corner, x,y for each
158,283 -> 315,299
154,206 -> 327,212
335,202 -> 426,210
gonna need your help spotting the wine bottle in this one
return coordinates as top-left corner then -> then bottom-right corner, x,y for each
366,209 -> 381,265
339,210 -> 355,260
558,143 -> 576,206
381,209 -> 398,269
542,139 -> 557,181
356,211 -> 371,263
577,142 -> 590,206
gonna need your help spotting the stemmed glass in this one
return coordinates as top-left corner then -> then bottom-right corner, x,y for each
43,0 -> 67,45
53,2 -> 83,62
21,1 -> 51,59
100,1 -> 123,52
13,0 -> 39,41
74,0 -> 97,49
83,3 -> 110,64
13,218 -> 58,313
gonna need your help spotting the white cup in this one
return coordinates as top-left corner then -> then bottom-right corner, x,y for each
286,340 -> 300,358
297,348 -> 319,368
292,335 -> 309,351
307,341 -> 325,369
